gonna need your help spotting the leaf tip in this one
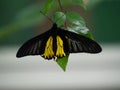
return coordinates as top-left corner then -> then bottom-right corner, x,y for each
56,55 -> 69,72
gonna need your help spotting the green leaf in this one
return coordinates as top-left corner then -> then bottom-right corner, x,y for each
53,12 -> 66,27
43,0 -> 55,14
66,11 -> 86,26
70,0 -> 87,9
56,55 -> 69,71
85,31 -> 94,40
66,11 -> 94,40
68,25 -> 94,40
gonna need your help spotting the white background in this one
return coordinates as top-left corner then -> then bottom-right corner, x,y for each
0,44 -> 120,90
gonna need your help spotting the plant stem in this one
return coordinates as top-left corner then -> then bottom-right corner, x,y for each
58,0 -> 67,28
58,0 -> 63,12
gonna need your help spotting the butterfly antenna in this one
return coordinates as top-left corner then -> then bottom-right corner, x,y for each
40,11 -> 53,23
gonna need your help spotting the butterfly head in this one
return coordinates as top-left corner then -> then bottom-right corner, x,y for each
51,23 -> 58,29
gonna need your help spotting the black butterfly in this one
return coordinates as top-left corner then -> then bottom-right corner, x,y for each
16,23 -> 102,60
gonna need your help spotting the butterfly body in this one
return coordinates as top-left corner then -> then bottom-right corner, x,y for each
16,23 -> 102,60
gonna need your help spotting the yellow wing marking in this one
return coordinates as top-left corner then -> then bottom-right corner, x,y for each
41,36 -> 54,59
56,36 -> 66,57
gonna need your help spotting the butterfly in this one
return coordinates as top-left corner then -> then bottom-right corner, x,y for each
16,23 -> 102,60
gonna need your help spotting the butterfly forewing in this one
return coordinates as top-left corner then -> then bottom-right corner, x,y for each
16,31 -> 50,58
58,29 -> 102,54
